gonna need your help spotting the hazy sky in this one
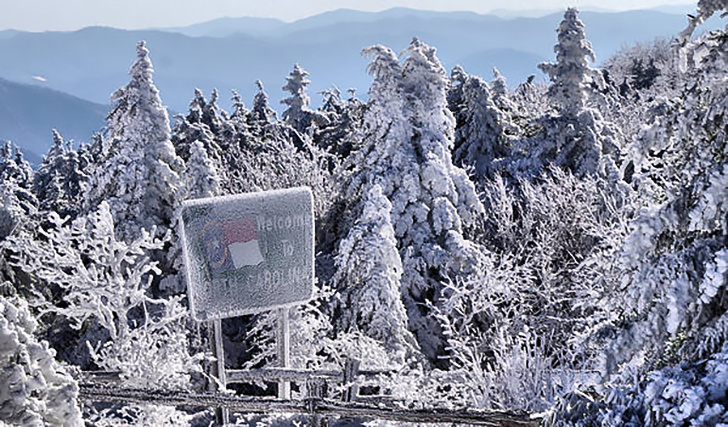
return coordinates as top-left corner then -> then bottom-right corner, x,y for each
0,0 -> 696,32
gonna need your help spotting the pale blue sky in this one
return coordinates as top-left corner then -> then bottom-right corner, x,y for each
0,0 -> 696,31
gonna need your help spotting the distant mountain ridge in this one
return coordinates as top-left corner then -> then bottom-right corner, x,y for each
160,16 -> 286,38
0,78 -> 106,164
0,6 -> 722,159
160,8 -> 501,38
158,5 -> 694,38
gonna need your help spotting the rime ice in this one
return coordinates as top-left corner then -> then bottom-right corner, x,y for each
179,187 -> 315,321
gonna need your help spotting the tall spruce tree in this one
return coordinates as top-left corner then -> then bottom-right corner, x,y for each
85,41 -> 184,241
248,80 -> 277,128
0,142 -> 37,240
451,68 -> 515,178
538,8 -> 602,119
333,185 -> 415,358
33,130 -> 87,218
490,67 -> 516,113
509,8 -> 623,178
281,64 -> 312,134
229,89 -> 249,133
281,64 -> 329,135
347,39 -> 484,361
171,89 -> 226,179
185,140 -> 221,200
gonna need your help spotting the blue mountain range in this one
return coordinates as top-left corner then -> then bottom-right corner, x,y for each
0,6 -> 722,161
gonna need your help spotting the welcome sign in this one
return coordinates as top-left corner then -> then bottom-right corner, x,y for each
179,187 -> 315,322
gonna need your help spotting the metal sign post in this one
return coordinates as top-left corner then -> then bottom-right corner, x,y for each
211,319 -> 230,424
276,307 -> 291,399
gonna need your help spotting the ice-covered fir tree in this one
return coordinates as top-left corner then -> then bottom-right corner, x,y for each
313,86 -> 364,158
281,64 -> 329,135
538,8 -> 602,119
0,142 -> 33,191
0,143 -> 37,240
85,41 -> 185,241
249,80 -> 277,128
451,69 -> 515,178
33,130 -> 87,218
319,86 -> 344,116
184,140 -> 221,200
509,8 -> 623,179
171,89 -> 226,184
281,64 -> 312,133
490,67 -> 516,113
333,185 -> 415,358
347,39 -> 485,361
229,89 -> 249,133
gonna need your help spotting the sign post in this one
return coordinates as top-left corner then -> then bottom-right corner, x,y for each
179,187 -> 315,424
276,308 -> 291,399
211,319 -> 229,424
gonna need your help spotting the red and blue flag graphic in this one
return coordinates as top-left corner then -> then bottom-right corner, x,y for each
201,218 -> 264,274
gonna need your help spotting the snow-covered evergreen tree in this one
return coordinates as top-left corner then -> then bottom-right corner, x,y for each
313,86 -> 364,158
171,113 -> 220,165
32,132 -> 66,217
451,68 -> 515,178
32,130 -> 87,218
249,80 -> 277,128
281,64 -> 313,133
508,8 -> 623,179
0,143 -> 37,240
85,41 -> 185,242
171,89 -> 227,187
199,89 -> 229,137
490,67 -> 517,113
319,86 -> 344,116
448,65 -> 468,112
333,185 -> 414,358
346,39 -> 485,361
538,8 -> 603,119
281,64 -> 329,135
229,89 -> 249,134
184,140 -> 221,199
0,296 -> 82,426
0,142 -> 33,192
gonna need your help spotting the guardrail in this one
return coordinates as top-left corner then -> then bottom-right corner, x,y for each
78,360 -> 542,426
79,359 -> 386,403
78,382 -> 540,427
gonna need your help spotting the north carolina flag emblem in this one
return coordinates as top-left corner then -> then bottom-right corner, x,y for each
201,218 -> 264,273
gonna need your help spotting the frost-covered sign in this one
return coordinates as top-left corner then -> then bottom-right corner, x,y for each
180,187 -> 314,321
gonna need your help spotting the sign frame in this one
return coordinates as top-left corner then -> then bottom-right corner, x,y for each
179,187 -> 315,322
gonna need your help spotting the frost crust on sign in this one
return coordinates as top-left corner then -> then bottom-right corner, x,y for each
180,187 -> 315,321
